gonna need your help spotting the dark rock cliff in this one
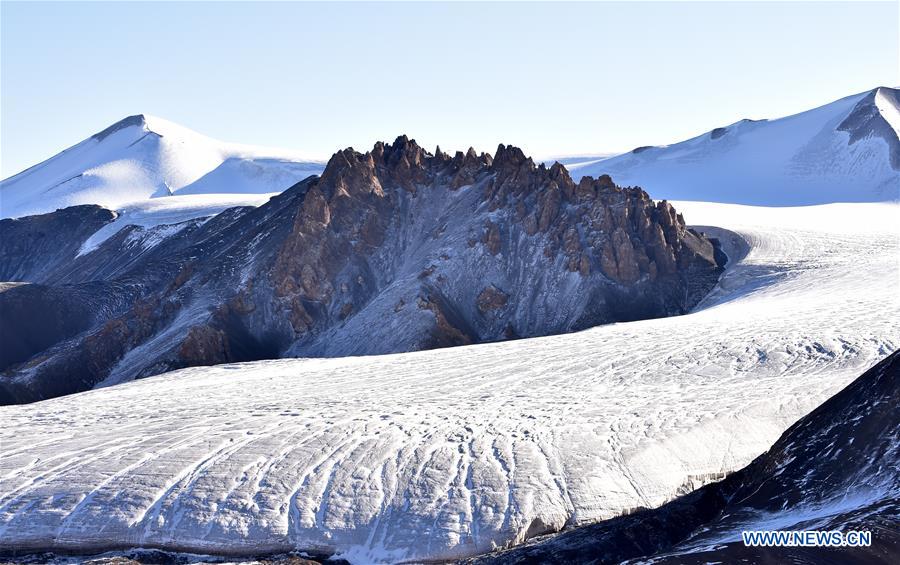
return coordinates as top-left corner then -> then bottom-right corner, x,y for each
0,205 -> 116,282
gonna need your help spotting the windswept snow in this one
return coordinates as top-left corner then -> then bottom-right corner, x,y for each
566,87 -> 900,205
0,115 -> 324,219
0,202 -> 898,563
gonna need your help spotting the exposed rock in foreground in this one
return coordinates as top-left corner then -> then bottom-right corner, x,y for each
467,350 -> 900,565
0,137 -> 724,403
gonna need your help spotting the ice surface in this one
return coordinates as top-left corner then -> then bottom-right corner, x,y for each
0,115 -> 324,219
0,201 -> 896,562
566,88 -> 900,205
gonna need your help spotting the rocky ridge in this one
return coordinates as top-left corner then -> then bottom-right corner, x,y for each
0,136 -> 724,403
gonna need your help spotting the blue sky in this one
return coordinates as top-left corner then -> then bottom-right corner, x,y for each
2,1 -> 898,178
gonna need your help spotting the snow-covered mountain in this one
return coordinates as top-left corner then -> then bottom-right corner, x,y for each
0,114 -> 325,219
4,87 -> 897,219
1,201 -> 896,563
566,87 -> 900,205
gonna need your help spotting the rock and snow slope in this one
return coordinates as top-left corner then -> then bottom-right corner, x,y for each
567,87 -> 900,205
0,139 -> 723,403
642,349 -> 900,565
0,201 -> 897,562
0,114 -> 324,219
471,350 -> 900,565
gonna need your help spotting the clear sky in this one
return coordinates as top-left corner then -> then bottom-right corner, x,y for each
2,1 -> 898,178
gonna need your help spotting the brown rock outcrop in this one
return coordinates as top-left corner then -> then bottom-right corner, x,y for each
477,285 -> 509,313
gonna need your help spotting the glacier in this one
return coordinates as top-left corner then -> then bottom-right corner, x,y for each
0,200 -> 897,563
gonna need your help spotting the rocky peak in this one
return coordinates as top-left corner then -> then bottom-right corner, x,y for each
492,143 -> 530,171
304,138 -> 720,286
319,136 -> 437,195
382,134 -> 426,165
317,147 -> 381,198
319,137 -> 588,198
548,161 -> 572,184
275,137 -> 723,340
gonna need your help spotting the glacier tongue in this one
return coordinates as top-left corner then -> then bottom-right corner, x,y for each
0,202 -> 898,563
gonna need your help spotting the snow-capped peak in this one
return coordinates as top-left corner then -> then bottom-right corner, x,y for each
90,114 -> 150,141
89,113 -> 223,142
566,87 -> 900,205
0,115 -> 325,219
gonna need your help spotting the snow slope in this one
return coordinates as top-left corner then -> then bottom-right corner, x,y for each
567,87 -> 900,205
0,202 -> 897,563
0,115 -> 324,219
